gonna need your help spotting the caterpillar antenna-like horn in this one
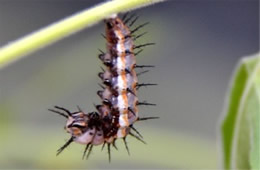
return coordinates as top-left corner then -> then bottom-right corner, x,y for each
48,109 -> 68,118
54,106 -> 72,116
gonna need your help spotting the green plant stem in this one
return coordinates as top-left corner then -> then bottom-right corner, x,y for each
0,0 -> 164,68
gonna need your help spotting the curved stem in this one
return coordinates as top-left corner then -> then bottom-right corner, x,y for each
0,0 -> 165,68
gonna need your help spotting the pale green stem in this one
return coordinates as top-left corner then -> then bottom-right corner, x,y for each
0,0 -> 165,68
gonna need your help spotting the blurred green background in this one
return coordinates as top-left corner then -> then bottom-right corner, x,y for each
0,0 -> 259,169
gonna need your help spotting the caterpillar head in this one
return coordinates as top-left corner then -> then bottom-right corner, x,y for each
49,106 -> 104,145
49,106 -> 88,136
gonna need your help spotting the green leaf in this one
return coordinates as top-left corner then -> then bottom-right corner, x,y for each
221,53 -> 260,169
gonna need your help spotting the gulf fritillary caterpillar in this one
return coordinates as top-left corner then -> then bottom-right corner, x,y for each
49,13 -> 158,162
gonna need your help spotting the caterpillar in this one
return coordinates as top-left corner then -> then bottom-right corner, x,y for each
49,13 -> 158,161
